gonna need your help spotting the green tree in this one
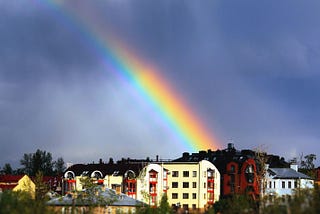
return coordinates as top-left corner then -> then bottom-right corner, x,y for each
136,194 -> 172,214
157,194 -> 172,214
0,190 -> 56,214
213,195 -> 256,214
2,163 -> 13,174
20,149 -> 55,176
75,176 -> 117,213
53,157 -> 65,175
20,153 -> 33,175
300,154 -> 317,179
34,171 -> 49,201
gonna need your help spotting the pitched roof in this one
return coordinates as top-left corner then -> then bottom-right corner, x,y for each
268,168 -> 311,179
46,188 -> 144,206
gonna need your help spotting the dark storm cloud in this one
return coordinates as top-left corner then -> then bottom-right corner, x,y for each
1,0 -> 320,168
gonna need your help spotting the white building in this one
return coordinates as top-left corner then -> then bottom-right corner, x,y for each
264,164 -> 314,199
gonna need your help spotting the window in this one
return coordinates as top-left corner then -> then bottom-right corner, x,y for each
192,204 -> 197,210
204,182 -> 206,188
183,171 -> 189,177
282,181 -> 285,188
245,165 -> 254,183
208,192 -> 214,201
192,193 -> 197,199
183,182 -> 189,188
207,169 -> 215,178
172,193 -> 178,199
294,181 -> 298,188
172,182 -> 178,188
183,193 -> 189,199
172,171 -> 179,177
230,174 -> 235,184
245,165 -> 254,173
204,193 -> 206,199
192,182 -> 197,188
288,181 -> 292,189
183,204 -> 188,210
208,181 -> 214,189
274,181 -> 276,189
230,165 -> 235,173
150,183 -> 156,193
192,171 -> 197,177
269,181 -> 272,188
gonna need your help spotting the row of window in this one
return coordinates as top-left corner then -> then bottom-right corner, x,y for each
172,171 -> 197,177
172,193 -> 198,199
171,193 -> 214,202
171,170 -> 216,178
172,204 -> 197,210
172,182 -> 196,188
171,181 -> 215,189
268,180 -> 298,189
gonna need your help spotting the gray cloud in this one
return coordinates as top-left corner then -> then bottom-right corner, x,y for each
1,0 -> 320,168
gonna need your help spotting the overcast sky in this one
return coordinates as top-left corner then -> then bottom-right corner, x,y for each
1,0 -> 320,168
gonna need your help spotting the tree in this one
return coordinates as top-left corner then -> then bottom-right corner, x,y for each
20,149 -> 54,176
158,194 -> 172,214
300,153 -> 317,179
20,153 -> 33,175
254,147 -> 268,198
0,189 -> 55,214
301,154 -> 317,170
213,194 -> 256,214
34,171 -> 49,201
54,157 -> 65,175
2,163 -> 13,174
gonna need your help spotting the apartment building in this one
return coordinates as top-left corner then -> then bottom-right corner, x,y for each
162,160 -> 220,211
62,159 -> 220,212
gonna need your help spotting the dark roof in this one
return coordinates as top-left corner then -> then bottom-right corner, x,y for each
268,168 -> 311,179
65,162 -> 147,177
172,145 -> 290,175
172,147 -> 256,174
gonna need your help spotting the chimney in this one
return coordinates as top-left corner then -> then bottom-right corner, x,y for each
290,164 -> 298,171
182,152 -> 190,159
227,143 -> 235,150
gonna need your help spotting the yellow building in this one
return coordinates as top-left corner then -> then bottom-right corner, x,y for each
0,175 -> 35,198
136,160 -> 220,212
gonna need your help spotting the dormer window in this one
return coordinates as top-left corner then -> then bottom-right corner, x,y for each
245,165 -> 253,174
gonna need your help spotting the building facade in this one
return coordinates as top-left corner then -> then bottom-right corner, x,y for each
133,160 -> 220,211
162,160 -> 220,211
0,175 -> 35,198
62,159 -> 220,212
264,164 -> 314,199
173,143 -> 260,199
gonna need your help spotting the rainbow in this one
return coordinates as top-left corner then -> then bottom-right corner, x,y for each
39,0 -> 221,152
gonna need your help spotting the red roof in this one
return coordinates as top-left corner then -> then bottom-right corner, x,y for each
0,175 -> 24,183
0,184 -> 17,190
